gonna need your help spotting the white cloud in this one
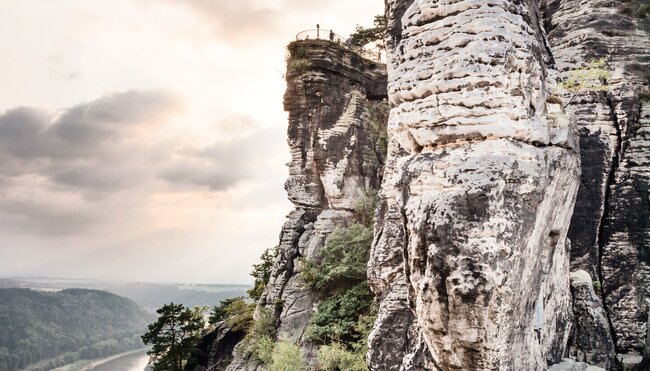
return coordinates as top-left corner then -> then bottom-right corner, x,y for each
0,0 -> 382,283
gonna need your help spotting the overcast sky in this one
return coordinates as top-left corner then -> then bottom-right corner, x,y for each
0,0 -> 384,284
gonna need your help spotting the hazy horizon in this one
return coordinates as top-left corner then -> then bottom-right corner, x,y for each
2,274 -> 251,286
0,0 -> 384,284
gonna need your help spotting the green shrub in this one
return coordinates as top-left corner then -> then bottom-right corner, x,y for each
238,308 -> 276,364
222,299 -> 255,332
209,297 -> 249,326
349,15 -> 387,51
302,223 -> 373,293
288,58 -> 311,73
638,3 -> 650,19
306,283 -> 374,344
354,189 -> 379,227
286,42 -> 311,74
317,343 -> 367,371
268,341 -> 307,371
560,58 -> 611,107
248,246 -> 278,302
251,335 -> 274,365
287,42 -> 308,59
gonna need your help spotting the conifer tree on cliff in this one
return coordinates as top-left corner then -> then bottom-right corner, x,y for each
141,303 -> 205,371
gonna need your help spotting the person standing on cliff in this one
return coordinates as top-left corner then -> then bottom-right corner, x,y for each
317,24 -> 320,39
329,30 -> 334,42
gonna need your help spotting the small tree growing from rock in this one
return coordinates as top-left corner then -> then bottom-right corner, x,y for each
561,57 -> 611,107
348,15 -> 386,52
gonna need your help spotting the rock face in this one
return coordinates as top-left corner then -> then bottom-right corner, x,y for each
369,0 -> 582,370
192,322 -> 245,371
217,1 -> 650,368
543,0 -> 650,363
568,270 -> 616,369
225,40 -> 388,370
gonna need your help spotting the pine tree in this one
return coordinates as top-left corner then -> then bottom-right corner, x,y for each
141,303 -> 205,371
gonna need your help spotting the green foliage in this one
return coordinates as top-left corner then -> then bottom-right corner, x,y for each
302,223 -> 373,293
141,303 -> 206,371
248,246 -> 278,302
208,297 -> 240,325
354,189 -> 379,227
315,309 -> 375,371
0,288 -> 152,371
306,283 -> 375,345
238,308 -> 276,364
561,58 -> 611,92
349,15 -> 387,50
224,299 -> 255,332
268,341 -> 307,371
208,297 -> 255,332
287,42 -> 308,59
288,58 -> 311,74
286,42 -> 311,74
640,3 -> 650,33
250,335 -> 275,365
560,58 -> 611,107
300,193 -> 378,352
317,343 -> 367,371
594,280 -> 602,293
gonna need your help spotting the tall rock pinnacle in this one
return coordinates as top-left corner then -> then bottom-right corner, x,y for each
369,1 -> 581,369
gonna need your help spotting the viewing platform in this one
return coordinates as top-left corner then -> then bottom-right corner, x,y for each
294,28 -> 385,63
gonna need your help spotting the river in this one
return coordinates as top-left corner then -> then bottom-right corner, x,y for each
86,349 -> 150,371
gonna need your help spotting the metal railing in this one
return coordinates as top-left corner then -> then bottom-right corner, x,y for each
296,29 -> 347,44
295,28 -> 385,63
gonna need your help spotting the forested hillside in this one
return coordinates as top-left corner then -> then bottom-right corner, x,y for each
0,288 -> 154,371
1,278 -> 249,311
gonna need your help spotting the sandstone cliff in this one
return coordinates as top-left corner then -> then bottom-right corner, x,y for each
216,2 -> 649,370
368,1 -> 649,370
544,0 -> 650,367
226,39 -> 389,370
369,1 -> 581,369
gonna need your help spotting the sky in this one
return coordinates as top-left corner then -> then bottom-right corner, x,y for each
0,0 -> 384,284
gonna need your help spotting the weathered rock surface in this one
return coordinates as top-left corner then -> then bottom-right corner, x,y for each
224,40 -> 388,370
568,270 -> 617,369
370,0 -> 581,370
543,0 -> 650,361
217,1 -> 650,369
192,322 -> 245,371
547,358 -> 606,371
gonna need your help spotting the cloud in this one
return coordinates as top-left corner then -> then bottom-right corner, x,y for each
0,90 -> 179,163
163,0 -> 281,44
0,90 -> 287,237
158,124 -> 286,191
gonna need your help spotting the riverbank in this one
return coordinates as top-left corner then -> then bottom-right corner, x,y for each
52,348 -> 150,371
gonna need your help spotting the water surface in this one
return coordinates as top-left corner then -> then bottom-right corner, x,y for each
88,349 -> 149,371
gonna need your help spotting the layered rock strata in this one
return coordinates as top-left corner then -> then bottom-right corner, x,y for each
543,0 -> 650,363
226,40 -> 389,370
369,1 -> 581,370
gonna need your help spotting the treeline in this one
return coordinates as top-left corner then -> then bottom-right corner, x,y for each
0,288 -> 154,371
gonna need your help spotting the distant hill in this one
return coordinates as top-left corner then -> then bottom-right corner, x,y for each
0,288 -> 154,371
101,282 -> 250,311
2,277 -> 250,311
